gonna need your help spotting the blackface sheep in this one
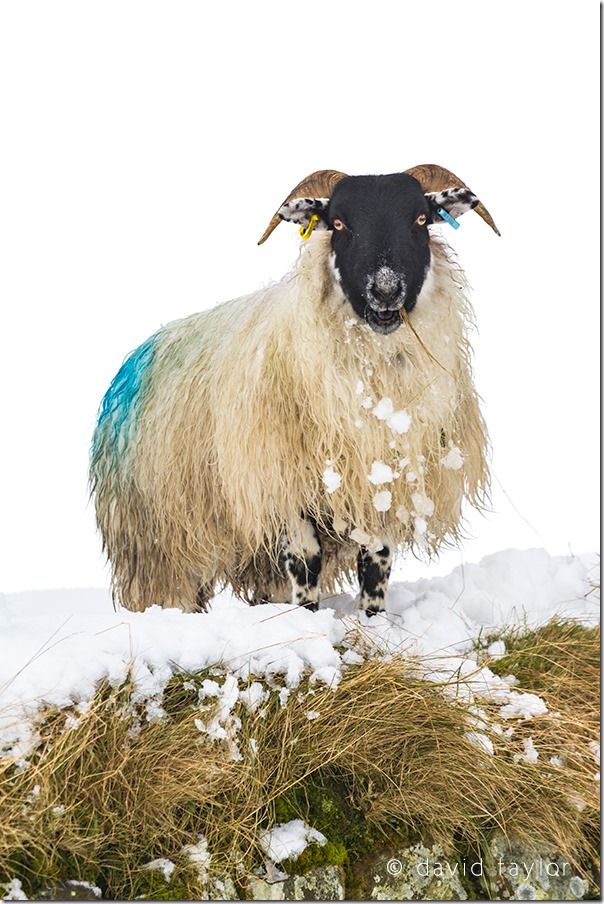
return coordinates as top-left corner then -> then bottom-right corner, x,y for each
90,164 -> 499,615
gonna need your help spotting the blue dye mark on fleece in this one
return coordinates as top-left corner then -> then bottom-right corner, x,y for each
94,332 -> 158,457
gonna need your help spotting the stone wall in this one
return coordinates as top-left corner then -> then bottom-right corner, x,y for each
246,836 -> 590,901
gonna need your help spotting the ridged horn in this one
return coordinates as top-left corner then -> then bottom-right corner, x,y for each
405,163 -> 500,236
257,169 -> 348,245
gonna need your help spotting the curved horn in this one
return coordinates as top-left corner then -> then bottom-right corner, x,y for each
257,169 -> 348,245
405,163 -> 500,236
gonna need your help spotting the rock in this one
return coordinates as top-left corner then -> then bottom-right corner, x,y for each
208,875 -> 239,900
248,866 -> 345,900
284,866 -> 345,900
482,832 -> 589,900
247,876 -> 286,900
37,879 -> 102,900
362,845 -> 468,900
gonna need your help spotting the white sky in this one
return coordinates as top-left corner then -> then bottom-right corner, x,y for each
0,2 -> 599,592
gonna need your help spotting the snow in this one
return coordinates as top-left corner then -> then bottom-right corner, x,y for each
388,410 -> 411,434
372,397 -> 394,420
414,516 -> 428,536
0,589 -> 345,759
499,694 -> 548,721
464,731 -> 494,755
411,493 -> 434,517
441,446 -> 464,470
182,835 -> 211,883
194,673 -> 242,758
371,397 -> 411,434
0,549 -> 598,761
349,527 -> 371,546
514,736 -> 539,764
239,681 -> 268,713
259,819 -> 326,863
348,529 -> 386,554
588,740 -> 600,764
322,466 -> 342,494
487,639 -> 506,659
395,505 -> 409,524
368,461 -> 395,485
373,490 -> 392,512
1,879 -> 27,901
143,859 -> 176,882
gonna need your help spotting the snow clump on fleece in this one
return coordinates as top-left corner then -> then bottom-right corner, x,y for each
0,548 -> 598,760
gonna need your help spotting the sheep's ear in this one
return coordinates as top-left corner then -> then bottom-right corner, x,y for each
277,197 -> 330,229
426,187 -> 479,223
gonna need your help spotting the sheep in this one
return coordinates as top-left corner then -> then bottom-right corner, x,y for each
90,164 -> 499,615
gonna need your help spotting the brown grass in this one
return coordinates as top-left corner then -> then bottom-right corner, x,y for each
0,622 -> 599,899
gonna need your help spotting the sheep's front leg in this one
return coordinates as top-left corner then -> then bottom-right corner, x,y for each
358,543 -> 392,616
281,517 -> 322,611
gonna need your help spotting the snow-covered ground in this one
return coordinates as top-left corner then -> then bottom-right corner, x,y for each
0,548 -> 598,761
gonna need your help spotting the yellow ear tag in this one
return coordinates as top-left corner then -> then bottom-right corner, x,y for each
300,214 -> 320,240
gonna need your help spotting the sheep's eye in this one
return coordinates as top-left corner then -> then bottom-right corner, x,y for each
415,213 -> 428,227
332,218 -> 346,231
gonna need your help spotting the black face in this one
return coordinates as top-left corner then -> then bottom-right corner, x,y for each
325,174 -> 432,334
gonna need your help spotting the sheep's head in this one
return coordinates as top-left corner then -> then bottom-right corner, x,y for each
259,165 -> 500,335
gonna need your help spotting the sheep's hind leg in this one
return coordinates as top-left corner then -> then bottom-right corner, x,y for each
194,583 -> 213,612
281,517 -> 322,611
358,543 -> 392,616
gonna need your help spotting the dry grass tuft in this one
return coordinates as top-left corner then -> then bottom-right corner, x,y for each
486,619 -> 600,867
0,622 -> 599,899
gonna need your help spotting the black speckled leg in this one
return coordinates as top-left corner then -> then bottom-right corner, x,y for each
281,517 -> 322,611
357,544 -> 392,616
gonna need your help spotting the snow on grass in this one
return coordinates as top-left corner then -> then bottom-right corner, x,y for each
0,589 -> 345,759
513,736 -> 539,764
487,639 -> 506,659
143,859 -> 176,882
464,731 -> 495,755
182,835 -> 211,883
1,879 -> 28,901
259,819 -> 326,863
499,694 -> 549,720
0,549 -> 598,760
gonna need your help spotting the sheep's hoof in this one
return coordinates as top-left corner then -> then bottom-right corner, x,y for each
299,600 -> 319,612
363,603 -> 385,618
250,595 -> 272,606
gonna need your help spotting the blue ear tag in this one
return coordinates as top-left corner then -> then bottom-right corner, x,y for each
436,207 -> 460,229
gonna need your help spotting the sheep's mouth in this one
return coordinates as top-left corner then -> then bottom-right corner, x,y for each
365,308 -> 402,334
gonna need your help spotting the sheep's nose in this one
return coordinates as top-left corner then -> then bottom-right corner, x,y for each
371,267 -> 402,303
372,281 -> 402,302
